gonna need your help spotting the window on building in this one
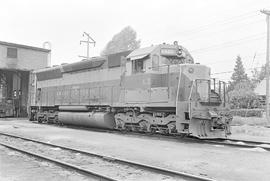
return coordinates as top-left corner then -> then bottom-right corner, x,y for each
7,47 -> 17,58
152,55 -> 159,71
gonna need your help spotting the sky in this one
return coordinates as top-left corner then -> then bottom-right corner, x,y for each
1,0 -> 270,81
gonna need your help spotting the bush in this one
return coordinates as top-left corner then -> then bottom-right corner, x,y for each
230,109 -> 263,117
228,82 -> 262,109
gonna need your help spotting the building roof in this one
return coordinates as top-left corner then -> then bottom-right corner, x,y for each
0,41 -> 51,53
127,45 -> 158,60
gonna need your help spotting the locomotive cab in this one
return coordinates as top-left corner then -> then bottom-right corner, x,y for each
125,42 -> 194,76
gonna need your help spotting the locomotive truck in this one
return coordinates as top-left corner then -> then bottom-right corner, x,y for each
29,42 -> 232,138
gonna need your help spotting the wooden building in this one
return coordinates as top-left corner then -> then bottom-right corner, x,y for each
0,41 -> 50,117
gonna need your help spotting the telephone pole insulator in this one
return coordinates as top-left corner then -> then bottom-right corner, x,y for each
79,32 -> 96,60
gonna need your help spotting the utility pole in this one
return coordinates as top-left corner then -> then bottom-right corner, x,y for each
79,32 -> 96,60
43,41 -> 52,66
261,9 -> 270,122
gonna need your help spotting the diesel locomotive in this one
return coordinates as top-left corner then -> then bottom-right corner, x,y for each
29,42 -> 232,138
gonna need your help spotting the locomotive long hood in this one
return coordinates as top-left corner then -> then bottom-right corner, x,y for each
34,57 -> 106,81
61,58 -> 106,73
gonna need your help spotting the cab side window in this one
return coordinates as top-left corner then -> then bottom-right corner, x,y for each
132,59 -> 144,74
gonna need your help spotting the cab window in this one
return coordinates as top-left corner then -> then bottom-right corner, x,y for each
132,59 -> 144,74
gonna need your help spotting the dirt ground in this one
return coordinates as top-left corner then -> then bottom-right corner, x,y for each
0,145 -> 92,181
0,118 -> 270,181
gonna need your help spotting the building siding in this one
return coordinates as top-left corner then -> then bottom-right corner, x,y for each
0,44 -> 49,70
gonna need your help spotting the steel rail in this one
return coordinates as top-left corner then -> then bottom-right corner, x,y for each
207,137 -> 270,145
32,122 -> 270,152
201,138 -> 270,151
118,130 -> 270,151
0,131 -> 214,181
0,141 -> 116,181
63,124 -> 270,151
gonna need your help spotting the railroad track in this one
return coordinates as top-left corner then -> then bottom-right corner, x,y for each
0,131 -> 214,181
119,131 -> 270,152
58,124 -> 270,152
33,122 -> 270,152
202,138 -> 270,151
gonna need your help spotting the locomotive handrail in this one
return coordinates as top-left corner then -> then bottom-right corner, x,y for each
175,65 -> 183,115
221,80 -> 226,107
147,63 -> 194,71
188,80 -> 195,119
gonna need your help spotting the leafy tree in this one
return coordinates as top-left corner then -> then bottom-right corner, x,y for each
227,56 -> 262,109
229,55 -> 249,91
251,64 -> 266,86
101,26 -> 141,55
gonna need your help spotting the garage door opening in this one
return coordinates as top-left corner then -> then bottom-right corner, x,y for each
0,69 -> 29,117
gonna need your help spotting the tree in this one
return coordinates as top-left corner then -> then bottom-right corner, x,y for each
101,26 -> 141,55
229,55 -> 249,91
228,56 -> 262,109
231,55 -> 248,83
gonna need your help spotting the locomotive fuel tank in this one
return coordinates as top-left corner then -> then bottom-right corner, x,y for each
58,112 -> 116,129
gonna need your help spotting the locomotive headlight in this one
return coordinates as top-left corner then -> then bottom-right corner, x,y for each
177,49 -> 183,56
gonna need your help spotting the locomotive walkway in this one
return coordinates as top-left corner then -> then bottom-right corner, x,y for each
0,131 -> 214,181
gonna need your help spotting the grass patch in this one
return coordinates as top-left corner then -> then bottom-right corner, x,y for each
232,116 -> 269,126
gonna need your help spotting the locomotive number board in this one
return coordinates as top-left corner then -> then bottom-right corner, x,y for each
160,48 -> 177,56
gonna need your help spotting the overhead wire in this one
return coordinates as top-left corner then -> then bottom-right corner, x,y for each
201,52 -> 266,65
180,18 -> 265,43
211,65 -> 265,76
171,10 -> 267,55
190,32 -> 266,53
173,10 -> 260,37
167,9 -> 269,81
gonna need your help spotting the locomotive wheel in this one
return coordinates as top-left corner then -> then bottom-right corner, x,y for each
115,118 -> 125,130
38,117 -> 43,123
150,125 -> 158,133
167,122 -> 177,134
125,125 -> 133,132
139,120 -> 150,132
53,115 -> 59,124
